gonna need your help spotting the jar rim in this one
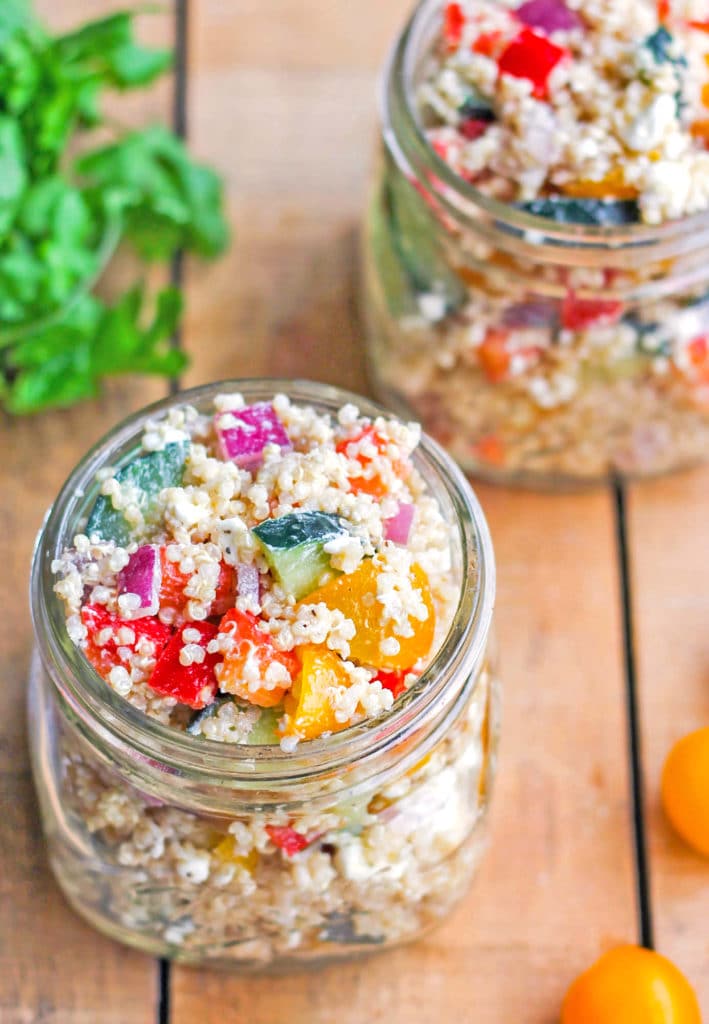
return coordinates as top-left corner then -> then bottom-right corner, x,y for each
381,0 -> 709,258
31,378 -> 495,790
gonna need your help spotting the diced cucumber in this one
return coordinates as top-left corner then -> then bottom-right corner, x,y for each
244,707 -> 282,745
319,911 -> 384,946
86,440 -> 188,546
334,793 -> 373,835
252,511 -> 346,600
516,197 -> 640,227
459,89 -> 495,122
643,26 -> 686,68
186,693 -> 234,736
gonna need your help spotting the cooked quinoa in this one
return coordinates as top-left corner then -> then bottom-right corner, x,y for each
421,0 -> 709,224
44,660 -> 496,963
52,393 -> 458,746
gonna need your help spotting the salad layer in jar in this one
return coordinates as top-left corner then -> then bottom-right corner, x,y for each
46,388 -> 496,964
364,0 -> 709,483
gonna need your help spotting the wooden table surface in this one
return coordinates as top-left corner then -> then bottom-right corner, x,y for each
3,2 -> 708,1021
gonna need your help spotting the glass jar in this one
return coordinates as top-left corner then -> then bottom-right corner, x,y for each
362,0 -> 709,486
29,379 -> 498,970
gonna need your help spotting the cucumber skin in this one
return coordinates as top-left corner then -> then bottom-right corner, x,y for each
517,197 -> 640,226
86,441 -> 188,545
252,512 -> 346,600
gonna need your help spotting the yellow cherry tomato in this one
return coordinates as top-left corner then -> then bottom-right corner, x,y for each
662,727 -> 709,856
561,945 -> 701,1024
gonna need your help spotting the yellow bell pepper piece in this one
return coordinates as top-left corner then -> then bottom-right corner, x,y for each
284,644 -> 352,740
212,835 -> 259,872
300,559 -> 435,671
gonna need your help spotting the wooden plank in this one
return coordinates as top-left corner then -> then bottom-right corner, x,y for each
174,2 -> 638,1016
627,467 -> 709,1012
179,0 -> 416,391
172,489 -> 636,1022
0,3 -> 175,1021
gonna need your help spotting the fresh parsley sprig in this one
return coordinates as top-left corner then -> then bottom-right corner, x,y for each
0,2 -> 229,414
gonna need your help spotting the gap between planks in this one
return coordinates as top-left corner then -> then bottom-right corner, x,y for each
158,0 -> 189,1019
613,480 -> 655,950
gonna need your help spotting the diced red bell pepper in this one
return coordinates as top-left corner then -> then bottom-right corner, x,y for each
657,0 -> 671,23
374,668 -> 409,699
477,329 -> 512,383
148,621 -> 220,709
688,20 -> 709,32
497,28 -> 568,99
81,604 -> 172,679
159,548 -> 236,617
561,293 -> 624,330
460,118 -> 490,141
266,825 -> 310,857
431,136 -> 453,162
444,3 -> 466,49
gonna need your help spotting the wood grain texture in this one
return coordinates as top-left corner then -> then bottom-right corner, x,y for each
0,2 -> 174,1021
172,489 -> 637,1023
179,0 -> 413,392
173,3 -> 638,1018
628,468 -> 709,1014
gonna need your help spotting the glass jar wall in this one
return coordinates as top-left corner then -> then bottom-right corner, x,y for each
363,0 -> 709,486
29,380 -> 498,970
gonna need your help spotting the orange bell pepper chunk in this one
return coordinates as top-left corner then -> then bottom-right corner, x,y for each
561,168 -> 639,200
692,117 -> 709,142
478,329 -> 511,383
335,426 -> 409,499
472,434 -> 506,466
300,559 -> 435,671
159,547 -> 236,616
215,609 -> 298,707
283,644 -> 352,740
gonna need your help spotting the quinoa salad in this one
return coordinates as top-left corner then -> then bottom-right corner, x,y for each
422,0 -> 709,224
363,0 -> 709,483
42,391 -> 497,964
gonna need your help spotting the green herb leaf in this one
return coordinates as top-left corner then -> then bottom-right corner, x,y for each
76,126 -> 229,260
0,4 -> 228,414
91,285 -> 186,377
0,0 -> 34,44
0,115 -> 27,238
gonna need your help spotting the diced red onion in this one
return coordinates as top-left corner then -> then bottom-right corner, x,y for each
117,545 -> 161,618
515,0 -> 583,33
502,299 -> 558,328
215,403 -> 292,471
236,563 -> 260,605
383,502 -> 415,545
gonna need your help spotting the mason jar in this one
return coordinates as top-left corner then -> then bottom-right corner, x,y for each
362,0 -> 709,486
29,379 -> 498,970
